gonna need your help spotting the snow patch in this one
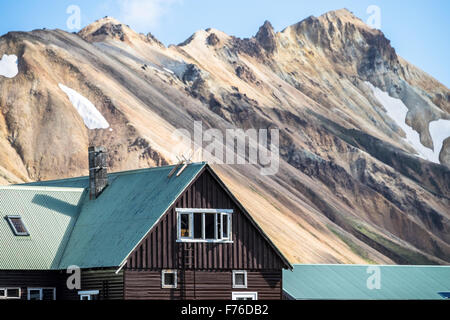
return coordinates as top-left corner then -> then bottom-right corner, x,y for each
429,119 -> 450,161
58,84 -> 109,129
0,54 -> 18,78
161,60 -> 189,79
366,82 -> 450,163
163,67 -> 175,75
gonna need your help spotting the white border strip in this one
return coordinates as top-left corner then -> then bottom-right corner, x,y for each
176,208 -> 233,214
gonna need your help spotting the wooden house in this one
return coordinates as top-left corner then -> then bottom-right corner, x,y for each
0,147 -> 291,300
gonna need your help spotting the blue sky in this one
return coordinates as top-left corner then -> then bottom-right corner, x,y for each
0,0 -> 449,87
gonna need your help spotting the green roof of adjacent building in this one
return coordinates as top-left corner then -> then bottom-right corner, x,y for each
1,163 -> 206,270
283,264 -> 450,300
0,185 -> 85,270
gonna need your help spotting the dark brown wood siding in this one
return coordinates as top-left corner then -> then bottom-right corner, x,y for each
0,269 -> 123,300
0,270 -> 59,300
59,268 -> 124,300
124,270 -> 282,300
126,169 -> 285,270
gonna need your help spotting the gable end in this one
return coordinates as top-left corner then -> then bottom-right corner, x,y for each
125,164 -> 291,270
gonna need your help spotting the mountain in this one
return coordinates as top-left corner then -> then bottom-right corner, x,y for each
0,9 -> 449,264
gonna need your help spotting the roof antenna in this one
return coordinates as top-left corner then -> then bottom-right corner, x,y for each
168,155 -> 184,178
176,150 -> 193,177
168,147 -> 201,178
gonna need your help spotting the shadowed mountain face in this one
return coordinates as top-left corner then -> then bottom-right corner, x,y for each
0,9 -> 449,264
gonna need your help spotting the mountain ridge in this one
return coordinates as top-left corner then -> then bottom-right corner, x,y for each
0,8 -> 449,265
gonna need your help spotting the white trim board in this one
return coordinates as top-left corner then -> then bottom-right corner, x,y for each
176,208 -> 234,213
78,290 -> 99,295
232,292 -> 258,300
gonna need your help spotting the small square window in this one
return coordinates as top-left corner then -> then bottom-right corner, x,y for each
162,270 -> 177,288
6,216 -> 29,236
7,288 -> 20,299
28,288 -> 42,300
0,288 -> 21,299
233,270 -> 247,288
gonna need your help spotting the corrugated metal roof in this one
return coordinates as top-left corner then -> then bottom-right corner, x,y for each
24,162 -> 206,269
0,186 -> 85,270
283,264 -> 450,300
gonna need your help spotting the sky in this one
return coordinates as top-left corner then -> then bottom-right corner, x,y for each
0,0 -> 449,87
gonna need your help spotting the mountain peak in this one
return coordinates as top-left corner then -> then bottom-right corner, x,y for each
96,16 -> 123,25
178,28 -> 230,48
319,8 -> 373,30
260,20 -> 274,31
79,16 -> 132,42
78,16 -> 165,47
0,8 -> 449,266
286,8 -> 372,35
255,20 -> 277,54
324,8 -> 355,18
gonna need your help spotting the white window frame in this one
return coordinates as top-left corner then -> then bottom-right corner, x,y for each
176,209 -> 233,243
78,290 -> 99,300
27,287 -> 56,300
44,288 -> 56,300
218,212 -> 232,241
0,287 -> 21,299
205,212 -> 217,240
232,270 -> 248,288
27,288 -> 43,300
161,270 -> 177,289
178,212 -> 193,240
176,208 -> 234,214
232,292 -> 258,300
6,215 -> 29,236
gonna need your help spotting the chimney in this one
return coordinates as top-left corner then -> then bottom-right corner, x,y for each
88,146 -> 108,199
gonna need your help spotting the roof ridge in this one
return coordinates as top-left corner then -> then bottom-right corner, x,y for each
56,161 -> 208,269
107,161 -> 207,177
0,185 -> 86,192
291,264 -> 449,267
19,162 -> 208,186
115,162 -> 208,268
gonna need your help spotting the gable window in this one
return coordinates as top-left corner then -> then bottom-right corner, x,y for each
232,270 -> 247,288
0,288 -> 21,299
6,215 -> 29,236
176,209 -> 232,242
162,270 -> 177,288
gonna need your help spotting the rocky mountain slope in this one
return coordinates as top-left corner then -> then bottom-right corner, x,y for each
0,9 -> 449,264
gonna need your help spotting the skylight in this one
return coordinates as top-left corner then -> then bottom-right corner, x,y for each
6,215 -> 29,236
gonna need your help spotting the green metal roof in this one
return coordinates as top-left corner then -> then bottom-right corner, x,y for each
21,162 -> 206,269
283,264 -> 450,300
0,186 -> 85,270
